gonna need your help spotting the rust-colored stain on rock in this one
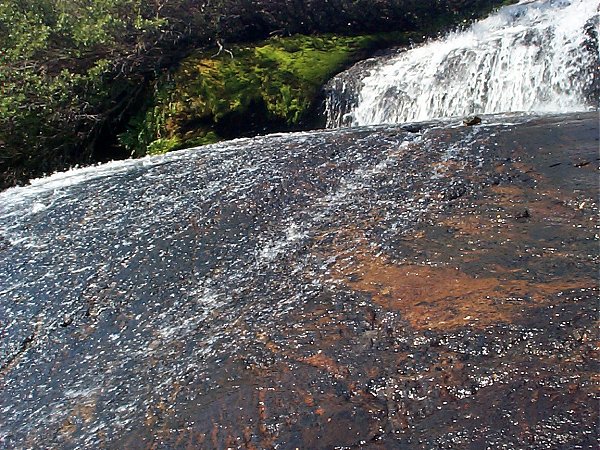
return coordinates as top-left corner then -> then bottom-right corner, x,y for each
331,251 -> 593,330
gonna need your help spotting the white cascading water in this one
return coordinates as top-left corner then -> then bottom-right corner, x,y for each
326,0 -> 599,127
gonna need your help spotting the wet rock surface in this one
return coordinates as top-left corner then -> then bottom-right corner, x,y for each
0,112 -> 598,448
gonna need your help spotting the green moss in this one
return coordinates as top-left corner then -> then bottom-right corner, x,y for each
185,132 -> 220,147
119,32 -> 409,156
174,33 -> 377,127
147,136 -> 181,155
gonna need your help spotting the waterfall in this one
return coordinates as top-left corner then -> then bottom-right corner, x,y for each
325,0 -> 599,127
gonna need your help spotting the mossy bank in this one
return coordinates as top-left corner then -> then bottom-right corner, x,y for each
119,33 -> 413,156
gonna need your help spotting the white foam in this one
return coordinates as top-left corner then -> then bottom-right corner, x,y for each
328,0 -> 598,126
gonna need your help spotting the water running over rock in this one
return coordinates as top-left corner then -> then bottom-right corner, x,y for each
325,0 -> 599,127
1,1 -> 599,447
0,113 -> 598,447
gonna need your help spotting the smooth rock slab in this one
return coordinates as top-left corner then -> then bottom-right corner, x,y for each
0,112 -> 598,448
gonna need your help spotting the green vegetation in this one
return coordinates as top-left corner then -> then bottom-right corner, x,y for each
119,33 -> 410,156
0,0 -> 170,187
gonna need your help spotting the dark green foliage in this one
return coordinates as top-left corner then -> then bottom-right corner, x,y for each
0,0 -> 166,188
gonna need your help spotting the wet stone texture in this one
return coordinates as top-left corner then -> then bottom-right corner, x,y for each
0,112 -> 598,449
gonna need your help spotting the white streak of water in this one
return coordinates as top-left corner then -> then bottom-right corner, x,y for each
327,0 -> 599,126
